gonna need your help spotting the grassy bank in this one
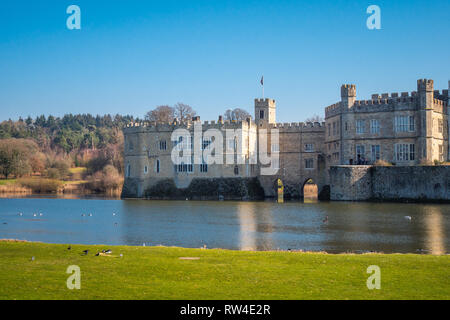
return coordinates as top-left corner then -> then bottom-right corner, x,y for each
0,242 -> 448,300
0,169 -> 122,196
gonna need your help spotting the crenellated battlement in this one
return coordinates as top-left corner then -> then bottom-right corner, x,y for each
123,118 -> 257,133
354,94 -> 417,105
325,102 -> 341,117
417,78 -> 434,92
254,98 -> 276,106
341,84 -> 356,97
434,90 -> 449,101
434,98 -> 448,108
267,121 -> 325,132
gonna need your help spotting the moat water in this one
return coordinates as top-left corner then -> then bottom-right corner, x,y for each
0,195 -> 449,254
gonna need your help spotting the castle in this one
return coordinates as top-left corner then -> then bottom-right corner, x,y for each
122,79 -> 449,199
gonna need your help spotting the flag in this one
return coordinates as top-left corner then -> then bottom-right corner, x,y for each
260,76 -> 264,86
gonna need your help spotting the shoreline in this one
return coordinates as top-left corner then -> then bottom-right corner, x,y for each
4,193 -> 450,205
0,239 -> 447,256
3,192 -> 450,204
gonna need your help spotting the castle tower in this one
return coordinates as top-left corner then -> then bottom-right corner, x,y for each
340,84 -> 356,109
417,79 -> 434,109
417,79 -> 434,162
254,98 -> 276,125
448,80 -> 450,161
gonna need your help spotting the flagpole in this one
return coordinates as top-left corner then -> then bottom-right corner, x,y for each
261,75 -> 264,99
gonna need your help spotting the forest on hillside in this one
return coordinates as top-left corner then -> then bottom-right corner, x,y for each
0,114 -> 137,194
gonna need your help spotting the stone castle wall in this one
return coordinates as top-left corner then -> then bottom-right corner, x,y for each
330,165 -> 450,201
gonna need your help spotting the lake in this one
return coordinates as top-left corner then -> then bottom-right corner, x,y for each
0,196 -> 449,254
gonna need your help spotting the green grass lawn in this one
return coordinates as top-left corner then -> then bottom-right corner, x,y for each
0,241 -> 448,300
0,179 -> 17,186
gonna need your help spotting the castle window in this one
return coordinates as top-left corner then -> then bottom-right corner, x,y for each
175,160 -> 193,173
345,122 -> 348,131
305,144 -> 314,152
438,119 -> 444,133
332,122 -> 336,135
155,160 -> 160,173
126,164 -> 131,177
409,116 -> 415,132
439,145 -> 444,162
200,161 -> 208,173
202,138 -> 211,150
234,166 -> 239,175
172,136 -> 182,148
395,116 -> 414,132
356,145 -> 365,162
328,124 -> 331,136
159,140 -> 167,150
305,159 -> 314,169
259,110 -> 264,119
371,145 -> 380,162
144,165 -> 148,174
356,120 -> 365,134
370,120 -> 380,134
395,144 -> 415,161
271,144 -> 280,153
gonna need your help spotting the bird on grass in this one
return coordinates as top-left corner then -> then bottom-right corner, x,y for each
82,250 -> 89,255
105,249 -> 112,254
404,216 -> 412,221
67,246 -> 71,250
95,252 -> 100,256
31,256 -> 35,261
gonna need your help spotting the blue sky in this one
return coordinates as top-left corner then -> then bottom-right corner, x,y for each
0,0 -> 449,122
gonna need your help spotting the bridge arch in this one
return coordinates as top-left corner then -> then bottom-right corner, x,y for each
302,178 -> 318,200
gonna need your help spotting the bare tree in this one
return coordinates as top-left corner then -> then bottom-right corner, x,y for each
0,139 -> 40,178
174,103 -> 197,123
304,114 -> 324,123
224,108 -> 252,121
145,105 -> 175,123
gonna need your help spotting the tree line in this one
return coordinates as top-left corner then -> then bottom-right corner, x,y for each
145,103 -> 252,123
